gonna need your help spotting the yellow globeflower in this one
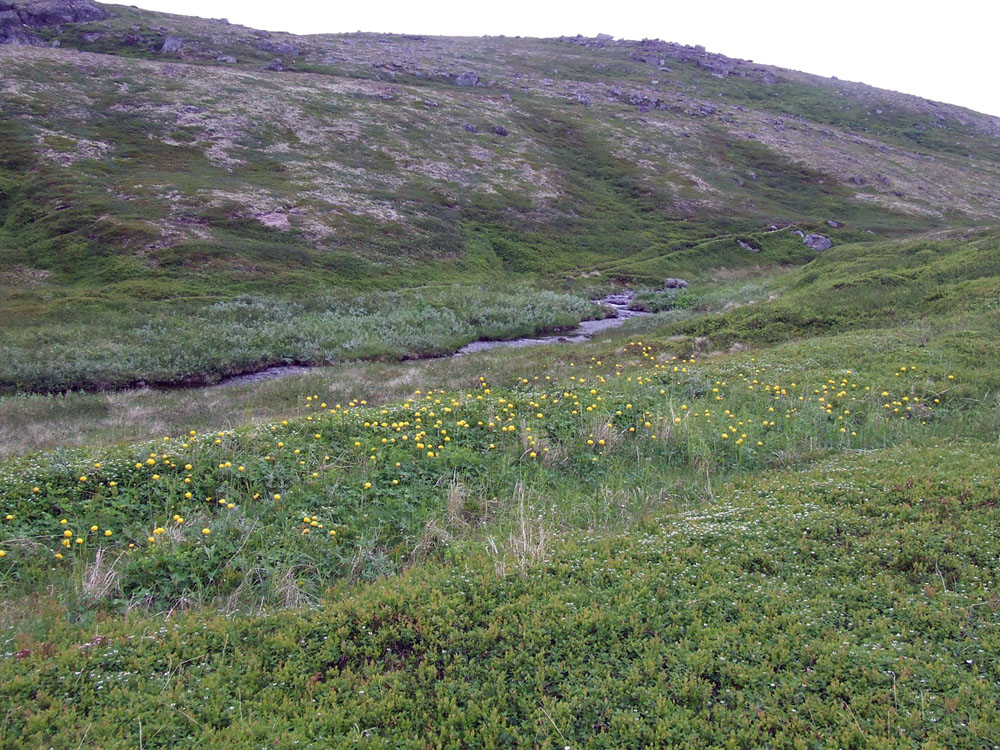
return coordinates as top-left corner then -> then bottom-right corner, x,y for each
201,528 -> 211,535
63,530 -> 73,538
91,525 -> 99,532
0,550 -> 6,557
104,530 -> 112,537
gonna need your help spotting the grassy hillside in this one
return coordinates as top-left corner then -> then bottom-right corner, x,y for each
2,1 -> 1000,392
2,3 -> 1000,746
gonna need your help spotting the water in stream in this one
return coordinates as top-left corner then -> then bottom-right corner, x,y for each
218,293 -> 646,387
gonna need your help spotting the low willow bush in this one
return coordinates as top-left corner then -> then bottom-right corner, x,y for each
1,441 -> 998,747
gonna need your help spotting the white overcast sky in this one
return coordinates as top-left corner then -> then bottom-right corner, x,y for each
129,0 -> 1000,117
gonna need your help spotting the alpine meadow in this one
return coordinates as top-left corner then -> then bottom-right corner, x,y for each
1,1 -> 999,747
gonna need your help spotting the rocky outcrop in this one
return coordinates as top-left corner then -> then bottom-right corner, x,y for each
1,0 -> 110,45
0,21 -> 44,45
255,39 -> 299,56
802,233 -> 833,251
10,0 -> 108,26
663,278 -> 690,289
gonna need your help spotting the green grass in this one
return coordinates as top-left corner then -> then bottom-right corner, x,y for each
2,11 -> 1000,746
2,438 -> 998,747
0,286 -> 598,393
2,239 -> 1000,745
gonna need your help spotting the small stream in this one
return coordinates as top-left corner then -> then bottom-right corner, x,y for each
218,293 -> 647,387
456,293 -> 647,354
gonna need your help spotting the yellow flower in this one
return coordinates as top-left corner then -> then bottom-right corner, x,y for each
91,525 -> 99,532
273,494 -> 281,501
201,528 -> 211,535
63,530 -> 73,538
0,550 -> 5,557
104,530 -> 112,537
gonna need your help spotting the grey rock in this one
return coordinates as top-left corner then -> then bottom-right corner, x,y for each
256,39 -> 299,56
462,123 -> 478,133
826,220 -> 843,228
215,54 -> 236,64
737,239 -> 760,252
802,233 -> 833,251
493,125 -> 508,137
849,175 -> 864,185
160,35 -> 183,53
80,31 -> 102,42
16,0 -> 109,27
454,71 -> 479,86
0,25 -> 42,45
663,278 -> 690,289
262,58 -> 285,72
0,9 -> 18,30
252,29 -> 269,38
791,229 -> 805,237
